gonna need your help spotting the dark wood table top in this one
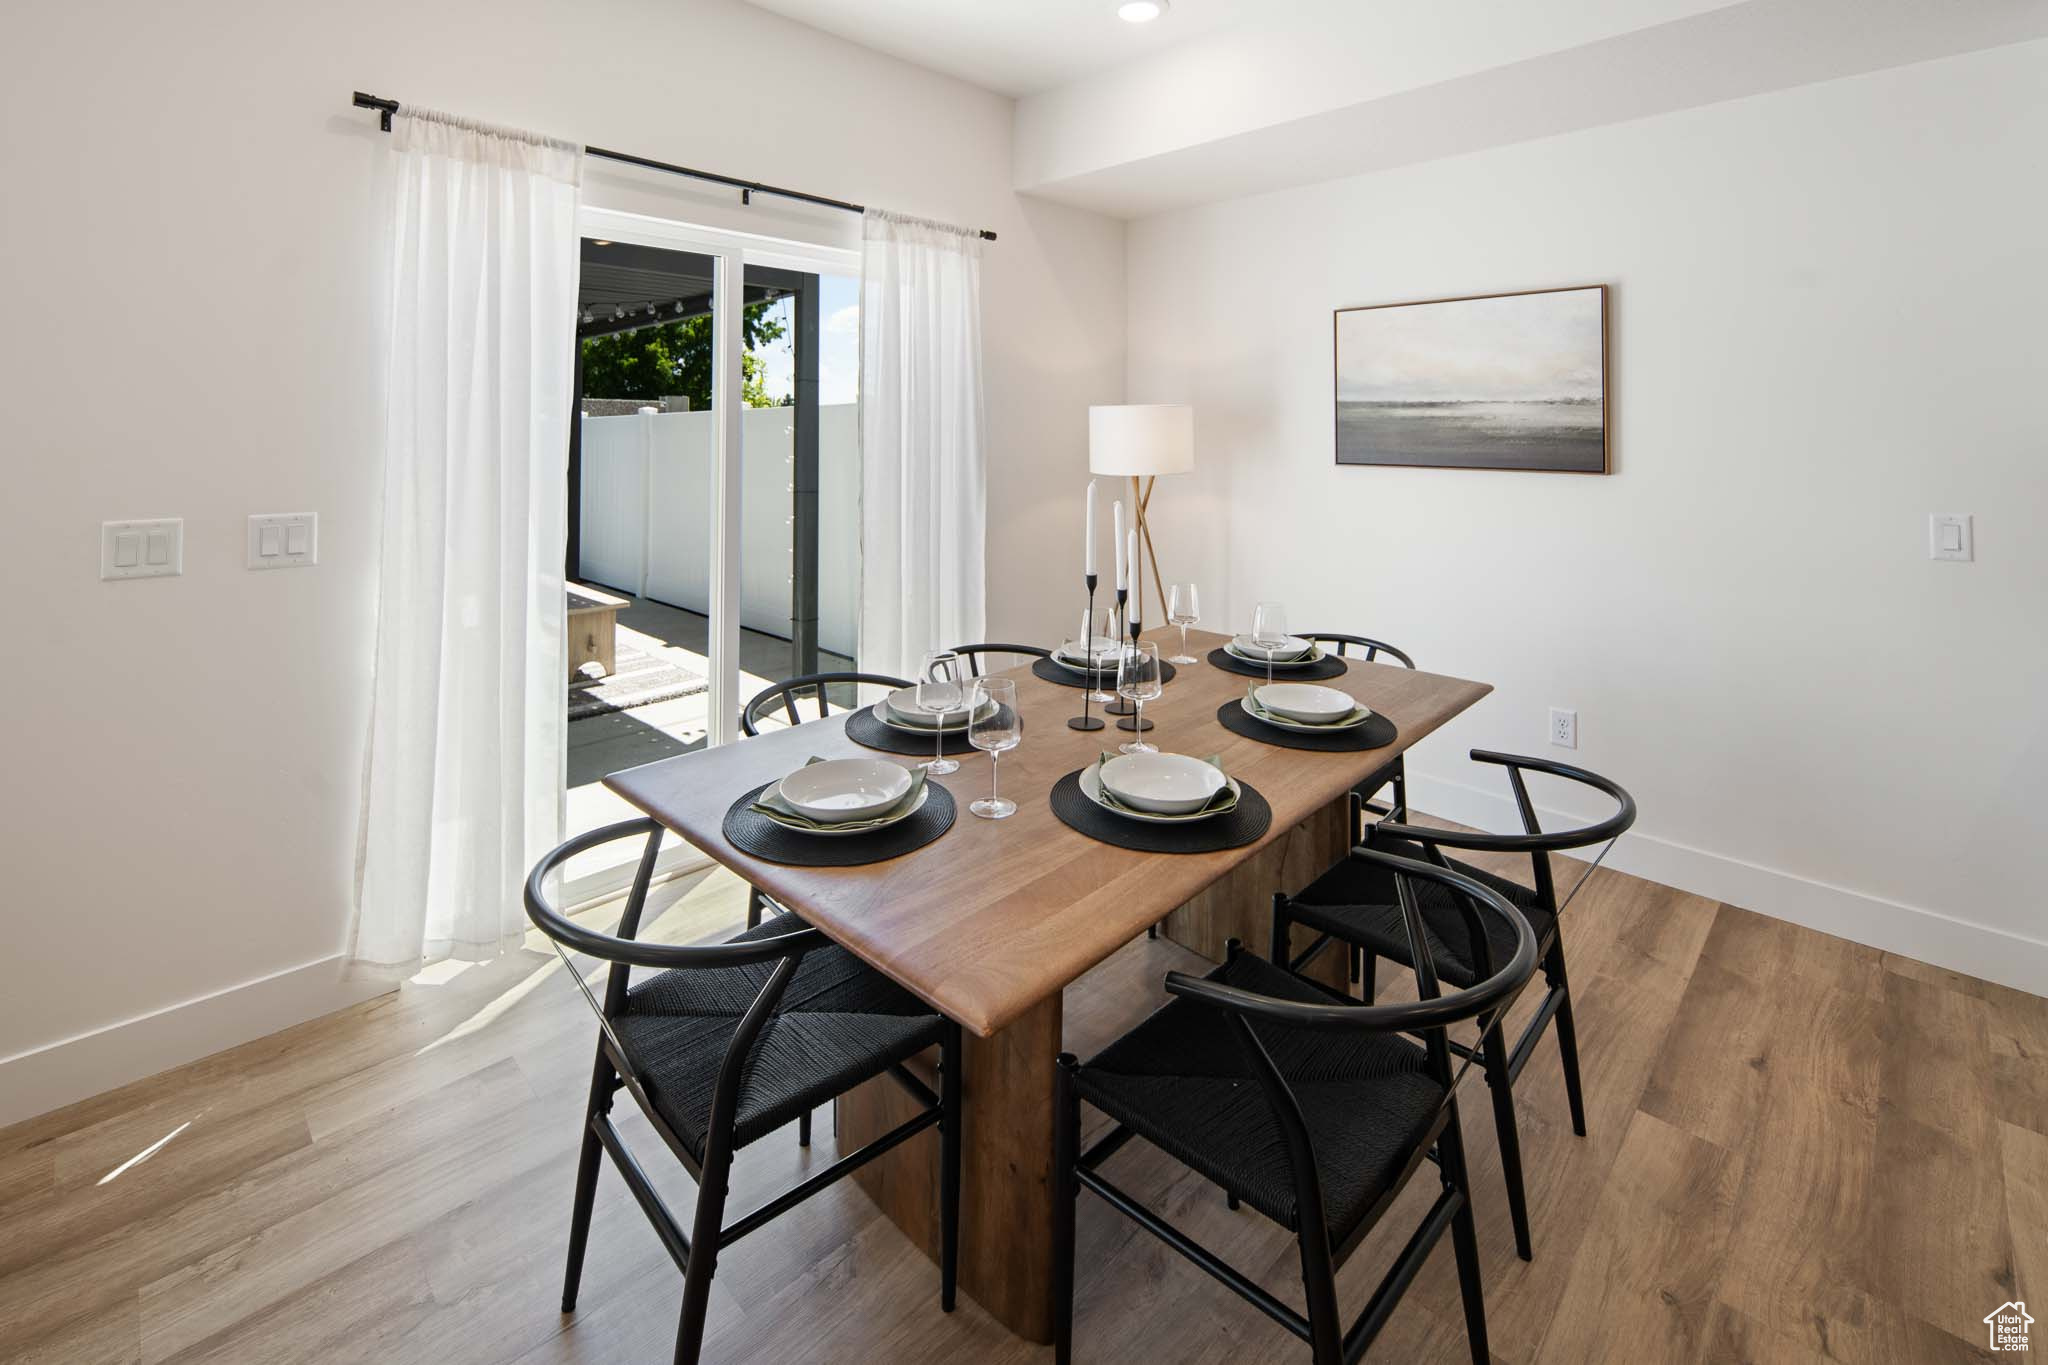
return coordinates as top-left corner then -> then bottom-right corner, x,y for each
606,628 -> 1491,1037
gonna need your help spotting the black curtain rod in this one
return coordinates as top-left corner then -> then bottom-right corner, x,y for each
351,92 -> 997,241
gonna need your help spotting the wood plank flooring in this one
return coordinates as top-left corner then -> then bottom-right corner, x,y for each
2,841 -> 2043,1364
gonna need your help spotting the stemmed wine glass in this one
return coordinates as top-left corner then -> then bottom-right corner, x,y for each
1251,600 -> 1289,687
1078,608 -> 1116,704
967,677 -> 1021,819
918,649 -> 964,776
1166,583 -> 1200,664
1116,640 -> 1164,754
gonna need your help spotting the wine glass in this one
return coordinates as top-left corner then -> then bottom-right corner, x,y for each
1166,583 -> 1200,664
1251,600 -> 1289,687
918,649 -> 964,776
967,677 -> 1021,819
1077,607 -> 1116,704
1116,640 -> 1164,754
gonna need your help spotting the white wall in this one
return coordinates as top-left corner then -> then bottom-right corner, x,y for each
577,405 -> 860,656
0,0 -> 1124,1123
1126,40 -> 2048,993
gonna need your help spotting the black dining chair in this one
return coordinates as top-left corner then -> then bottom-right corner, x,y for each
527,818 -> 962,1365
1053,850 -> 1537,1364
1270,751 -> 1636,1262
1301,632 -> 1416,827
737,670 -> 911,931
945,641 -> 1052,676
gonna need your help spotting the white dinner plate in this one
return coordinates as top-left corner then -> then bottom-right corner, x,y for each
1098,752 -> 1229,814
1052,648 -> 1118,676
1080,762 -> 1239,824
761,780 -> 930,837
1238,695 -> 1374,733
880,687 -> 991,731
1254,683 -> 1356,724
1224,640 -> 1320,670
775,758 -> 913,822
1230,634 -> 1313,662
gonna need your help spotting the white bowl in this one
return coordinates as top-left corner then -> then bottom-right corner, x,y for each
1255,683 -> 1355,724
777,759 -> 913,822
1058,637 -> 1119,665
1098,752 -> 1228,815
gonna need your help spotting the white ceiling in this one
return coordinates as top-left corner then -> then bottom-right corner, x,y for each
741,0 -> 1255,97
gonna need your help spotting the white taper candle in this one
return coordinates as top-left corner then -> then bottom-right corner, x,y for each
1084,479 -> 1096,578
1113,501 -> 1126,591
1126,529 -> 1139,619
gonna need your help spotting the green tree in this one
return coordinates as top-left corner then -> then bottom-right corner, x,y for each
580,300 -> 789,409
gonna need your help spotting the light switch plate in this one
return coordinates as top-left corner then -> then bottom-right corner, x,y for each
101,519 -> 183,580
1928,513 -> 1973,562
248,513 -> 318,570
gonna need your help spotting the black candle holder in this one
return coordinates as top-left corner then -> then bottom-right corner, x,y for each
1067,573 -> 1105,731
1104,588 -> 1136,715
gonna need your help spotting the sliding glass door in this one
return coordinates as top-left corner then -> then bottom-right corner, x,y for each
560,211 -> 860,892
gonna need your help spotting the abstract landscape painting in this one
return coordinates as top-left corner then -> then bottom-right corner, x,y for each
1335,285 -> 1608,472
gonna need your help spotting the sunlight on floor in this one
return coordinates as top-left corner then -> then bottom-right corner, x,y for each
98,1118 -> 194,1185
410,959 -> 480,987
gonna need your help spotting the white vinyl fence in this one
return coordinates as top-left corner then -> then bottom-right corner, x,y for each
578,405 -> 859,658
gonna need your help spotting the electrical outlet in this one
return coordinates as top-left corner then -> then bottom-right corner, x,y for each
1549,707 -> 1578,749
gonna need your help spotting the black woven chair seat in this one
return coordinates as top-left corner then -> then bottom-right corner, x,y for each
1292,838 -> 1551,988
613,916 -> 946,1161
1075,954 -> 1444,1246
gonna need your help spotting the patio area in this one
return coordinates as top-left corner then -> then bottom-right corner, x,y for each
566,591 -> 855,849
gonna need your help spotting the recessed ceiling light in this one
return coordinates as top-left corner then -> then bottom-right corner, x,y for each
1118,0 -> 1168,23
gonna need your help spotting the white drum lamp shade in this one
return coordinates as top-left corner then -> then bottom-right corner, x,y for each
1089,404 -> 1194,476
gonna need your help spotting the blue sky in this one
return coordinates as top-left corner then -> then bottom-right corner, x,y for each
753,272 -> 860,406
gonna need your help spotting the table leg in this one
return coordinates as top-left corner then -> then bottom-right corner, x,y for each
841,992 -> 1061,1343
1159,790 -> 1353,991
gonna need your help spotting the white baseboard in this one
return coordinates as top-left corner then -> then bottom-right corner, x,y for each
0,955 -> 392,1131
1405,773 -> 2048,1000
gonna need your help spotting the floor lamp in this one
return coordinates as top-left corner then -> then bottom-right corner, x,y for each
1088,404 -> 1194,632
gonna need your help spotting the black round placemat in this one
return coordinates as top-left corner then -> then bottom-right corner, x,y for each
1049,770 -> 1271,853
1206,647 -> 1348,681
1031,657 -> 1179,691
846,705 -> 983,755
722,780 -> 957,866
1215,699 -> 1398,752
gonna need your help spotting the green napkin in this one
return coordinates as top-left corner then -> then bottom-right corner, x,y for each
1244,683 -> 1371,729
1092,752 -> 1239,819
752,757 -> 927,831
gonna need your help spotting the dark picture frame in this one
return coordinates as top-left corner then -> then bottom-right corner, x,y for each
1334,284 -> 1610,473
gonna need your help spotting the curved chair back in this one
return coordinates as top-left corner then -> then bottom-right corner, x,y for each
525,818 -> 826,1164
945,642 -> 1053,677
1371,750 -> 1635,856
1302,632 -> 1415,669
739,671 -> 912,737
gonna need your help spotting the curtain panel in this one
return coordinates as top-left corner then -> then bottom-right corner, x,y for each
858,209 -> 988,678
352,110 -> 583,970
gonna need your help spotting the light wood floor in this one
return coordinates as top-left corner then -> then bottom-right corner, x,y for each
3,841 -> 2044,1364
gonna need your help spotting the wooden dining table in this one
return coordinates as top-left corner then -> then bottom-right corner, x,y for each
606,627 -> 1492,1343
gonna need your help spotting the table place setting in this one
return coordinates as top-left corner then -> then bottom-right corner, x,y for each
1216,679 -> 1399,752
1050,748 -> 1272,852
1033,632 -> 1179,692
1205,600 -> 1350,681
722,756 -> 958,865
844,658 -> 1000,759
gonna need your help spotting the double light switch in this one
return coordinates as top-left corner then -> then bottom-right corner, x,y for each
248,513 -> 318,569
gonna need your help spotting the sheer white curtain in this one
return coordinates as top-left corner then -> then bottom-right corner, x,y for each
351,110 -> 583,971
858,210 -> 987,677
